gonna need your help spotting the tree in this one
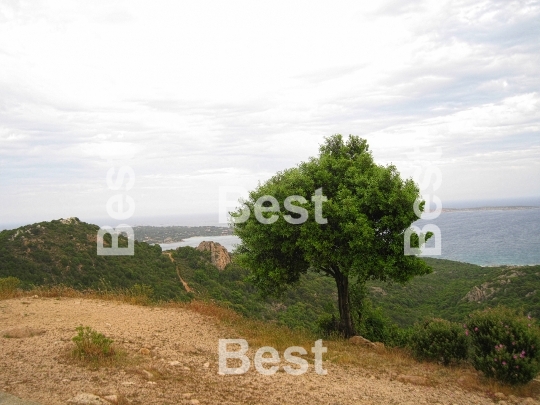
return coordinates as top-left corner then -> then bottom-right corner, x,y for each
232,134 -> 432,337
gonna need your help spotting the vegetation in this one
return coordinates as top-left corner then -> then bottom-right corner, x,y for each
1,214 -> 540,384
410,318 -> 469,365
0,218 -> 537,341
170,246 -> 338,331
466,307 -> 540,385
366,258 -> 540,327
0,218 -> 187,301
232,134 -> 431,337
72,325 -> 115,360
69,325 -> 129,368
0,276 -> 20,297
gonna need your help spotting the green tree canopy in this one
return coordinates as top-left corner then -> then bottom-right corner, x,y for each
232,134 -> 432,337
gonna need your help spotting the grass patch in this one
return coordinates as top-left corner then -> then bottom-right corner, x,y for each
69,325 -> 132,369
0,283 -> 158,306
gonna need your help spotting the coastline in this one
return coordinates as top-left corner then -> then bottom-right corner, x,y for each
442,205 -> 540,213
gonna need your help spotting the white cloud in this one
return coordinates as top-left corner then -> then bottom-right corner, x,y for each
0,0 -> 539,226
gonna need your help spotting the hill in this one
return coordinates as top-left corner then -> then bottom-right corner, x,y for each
1,218 -> 538,334
0,218 -> 186,301
367,258 -> 540,327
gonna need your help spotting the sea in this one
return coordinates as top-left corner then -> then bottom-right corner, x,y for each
414,208 -> 540,266
159,208 -> 540,267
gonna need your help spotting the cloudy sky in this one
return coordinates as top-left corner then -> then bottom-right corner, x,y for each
1,0 -> 539,228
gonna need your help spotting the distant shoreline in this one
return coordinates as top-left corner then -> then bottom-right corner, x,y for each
441,205 -> 540,213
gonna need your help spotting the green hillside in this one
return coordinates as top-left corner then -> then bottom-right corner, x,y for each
1,218 -> 538,335
0,218 -> 186,300
367,258 -> 540,327
170,245 -> 338,331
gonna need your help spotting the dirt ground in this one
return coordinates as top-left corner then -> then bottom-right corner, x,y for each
0,296 -> 538,405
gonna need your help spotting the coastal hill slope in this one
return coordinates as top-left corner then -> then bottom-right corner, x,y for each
0,218 -> 186,300
1,218 -> 539,335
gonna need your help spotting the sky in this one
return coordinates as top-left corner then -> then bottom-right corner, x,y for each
0,0 -> 539,229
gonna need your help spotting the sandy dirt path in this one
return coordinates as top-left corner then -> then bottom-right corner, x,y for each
0,297 -> 536,405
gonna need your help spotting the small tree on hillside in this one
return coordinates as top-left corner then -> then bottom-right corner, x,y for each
232,135 -> 432,337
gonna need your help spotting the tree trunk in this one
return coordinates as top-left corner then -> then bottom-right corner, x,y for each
334,268 -> 356,338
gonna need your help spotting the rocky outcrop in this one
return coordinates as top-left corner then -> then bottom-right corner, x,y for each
462,282 -> 498,303
60,217 -> 81,225
370,286 -> 387,296
196,241 -> 231,271
349,335 -> 385,350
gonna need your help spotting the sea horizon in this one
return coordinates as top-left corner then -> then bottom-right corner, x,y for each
159,207 -> 540,267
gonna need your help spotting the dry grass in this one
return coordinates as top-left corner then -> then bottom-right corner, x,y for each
0,284 -> 154,306
2,326 -> 46,339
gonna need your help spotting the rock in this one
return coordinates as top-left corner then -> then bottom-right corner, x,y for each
494,392 -> 506,400
196,241 -> 231,270
396,375 -> 430,386
369,286 -> 387,296
139,348 -> 151,355
349,335 -> 376,348
142,369 -> 153,380
60,217 -> 81,225
190,400 -> 200,405
103,395 -> 118,404
67,393 -> 110,405
169,360 -> 181,366
461,283 -> 498,303
203,362 -> 210,368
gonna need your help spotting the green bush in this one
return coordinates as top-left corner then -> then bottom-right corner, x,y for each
357,307 -> 410,347
129,283 -> 154,305
72,326 -> 114,360
0,276 -> 20,291
316,313 -> 341,338
467,307 -> 540,385
317,301 -> 410,347
410,318 -> 469,365
0,277 -> 21,297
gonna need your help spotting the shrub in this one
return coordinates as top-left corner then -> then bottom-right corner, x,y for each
357,305 -> 411,347
317,303 -> 410,347
467,307 -> 540,385
0,276 -> 21,295
317,313 -> 341,338
129,283 -> 154,305
410,318 -> 469,365
72,326 -> 115,361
